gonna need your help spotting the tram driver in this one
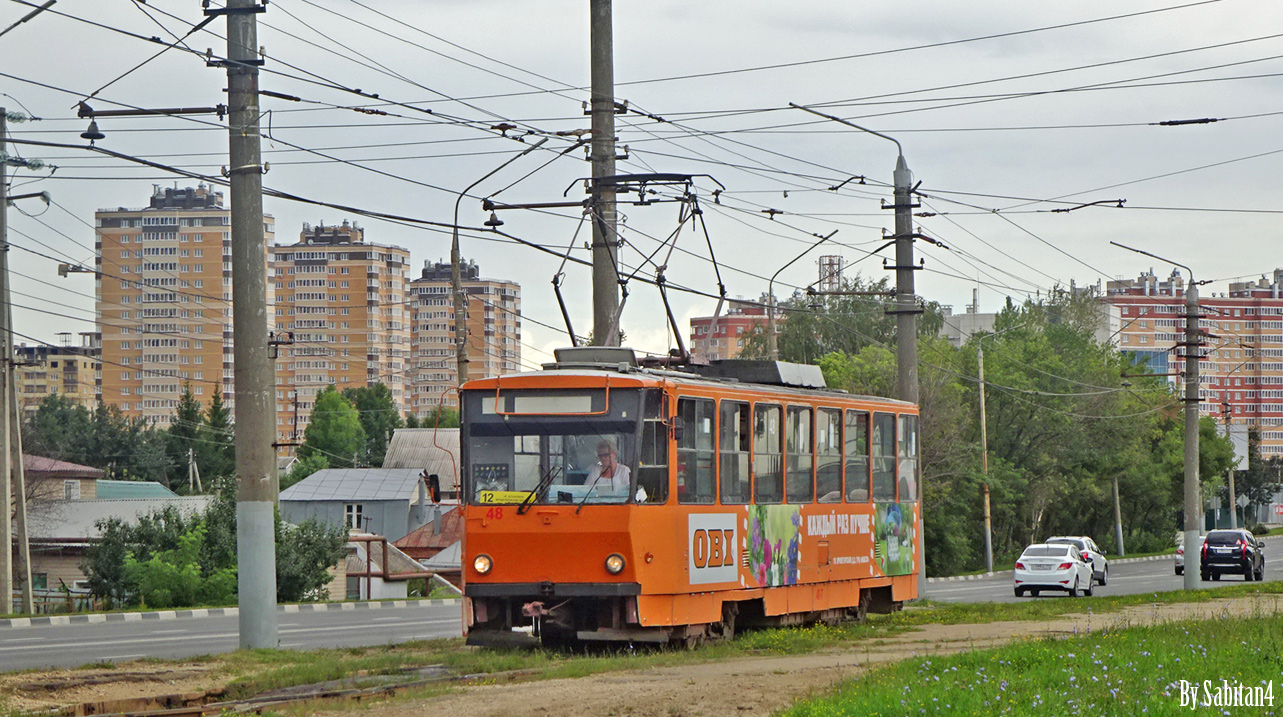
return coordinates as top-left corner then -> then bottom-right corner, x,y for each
586,438 -> 647,502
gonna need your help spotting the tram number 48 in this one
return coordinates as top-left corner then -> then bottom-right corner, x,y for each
692,529 -> 735,569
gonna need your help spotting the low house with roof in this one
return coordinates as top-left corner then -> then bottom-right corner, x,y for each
279,467 -> 438,542
394,506 -> 463,563
382,428 -> 461,500
24,455 -> 106,502
395,507 -> 463,588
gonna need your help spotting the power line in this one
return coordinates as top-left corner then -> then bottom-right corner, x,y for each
613,0 -> 1227,88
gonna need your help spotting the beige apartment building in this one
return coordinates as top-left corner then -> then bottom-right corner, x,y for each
13,333 -> 101,415
272,221 -> 410,444
1105,268 -> 1283,458
689,302 -> 771,363
95,185 -> 273,425
408,259 -> 520,412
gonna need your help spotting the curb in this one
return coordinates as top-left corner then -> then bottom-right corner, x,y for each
0,598 -> 460,629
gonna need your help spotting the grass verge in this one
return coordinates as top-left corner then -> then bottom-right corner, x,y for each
781,612 -> 1283,716
146,582 -> 1283,701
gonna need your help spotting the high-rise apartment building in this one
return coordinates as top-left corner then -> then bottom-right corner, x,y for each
689,302 -> 771,363
1104,268 -> 1283,457
408,259 -> 520,412
14,333 -> 101,415
95,185 -> 273,425
272,221 -> 410,444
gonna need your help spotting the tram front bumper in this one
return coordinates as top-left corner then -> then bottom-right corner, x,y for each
465,581 -> 641,598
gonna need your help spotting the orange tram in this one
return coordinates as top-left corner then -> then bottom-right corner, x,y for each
461,347 -> 921,647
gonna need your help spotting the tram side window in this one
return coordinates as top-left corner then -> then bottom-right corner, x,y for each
785,406 -> 814,503
871,412 -> 896,502
898,414 -> 919,502
637,389 -> 669,504
845,410 -> 869,502
677,397 -> 716,504
719,401 -> 750,504
816,408 -> 842,503
753,404 -> 783,504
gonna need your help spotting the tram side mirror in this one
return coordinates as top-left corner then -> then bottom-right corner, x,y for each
671,416 -> 684,442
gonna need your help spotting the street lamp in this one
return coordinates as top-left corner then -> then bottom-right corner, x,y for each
1112,241 -> 1202,591
792,102 -> 923,595
767,230 -> 837,360
451,138 -> 548,387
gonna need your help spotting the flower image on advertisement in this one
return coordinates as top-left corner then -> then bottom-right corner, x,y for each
748,505 -> 802,587
874,502 -> 914,576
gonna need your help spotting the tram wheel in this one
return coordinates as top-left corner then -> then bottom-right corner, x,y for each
713,603 -> 738,641
853,590 -> 871,622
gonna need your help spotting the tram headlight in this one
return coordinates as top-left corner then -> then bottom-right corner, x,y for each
473,553 -> 494,575
604,553 -> 626,575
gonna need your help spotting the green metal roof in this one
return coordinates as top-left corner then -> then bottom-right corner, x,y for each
94,480 -> 178,499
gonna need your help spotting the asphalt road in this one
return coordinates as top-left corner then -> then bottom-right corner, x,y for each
0,602 -> 465,672
926,534 -> 1283,604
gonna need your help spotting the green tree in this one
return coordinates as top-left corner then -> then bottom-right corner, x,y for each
276,518 -> 348,602
419,405 -> 460,429
741,276 -> 947,363
201,390 -> 235,480
200,475 -> 239,573
82,504 -> 197,607
21,394 -> 92,462
123,524 -> 237,608
166,384 -> 205,492
342,383 -> 402,467
299,386 -> 366,468
404,413 -> 420,428
23,396 -> 172,484
84,474 -> 346,607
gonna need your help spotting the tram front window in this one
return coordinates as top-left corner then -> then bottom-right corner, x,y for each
468,429 -> 640,505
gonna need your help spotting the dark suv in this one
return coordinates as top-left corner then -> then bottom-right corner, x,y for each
1200,529 -> 1265,581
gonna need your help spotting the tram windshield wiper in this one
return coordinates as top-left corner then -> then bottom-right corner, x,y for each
518,466 -> 560,514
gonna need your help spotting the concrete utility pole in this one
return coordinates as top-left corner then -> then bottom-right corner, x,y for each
977,342 -> 993,573
1182,279 -> 1201,589
1223,404 -> 1237,529
0,109 -> 12,613
0,109 -> 35,614
1111,242 -> 1201,588
889,150 -> 923,599
891,156 -> 919,408
222,0 -> 278,647
589,0 -> 620,346
1112,475 -> 1125,557
8,377 -> 31,614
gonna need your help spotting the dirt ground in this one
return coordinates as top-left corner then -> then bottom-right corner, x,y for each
3,594 -> 1279,716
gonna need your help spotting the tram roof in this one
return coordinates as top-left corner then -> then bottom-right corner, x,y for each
463,348 -> 915,409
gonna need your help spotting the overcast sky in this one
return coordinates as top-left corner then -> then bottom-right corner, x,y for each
2,0 -> 1281,365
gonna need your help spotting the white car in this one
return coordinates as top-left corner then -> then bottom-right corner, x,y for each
1045,535 -> 1109,586
1174,536 -> 1206,576
1014,543 -> 1094,597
